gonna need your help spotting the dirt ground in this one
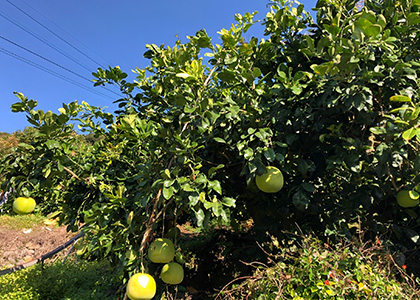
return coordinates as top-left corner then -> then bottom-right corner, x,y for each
0,220 -> 77,269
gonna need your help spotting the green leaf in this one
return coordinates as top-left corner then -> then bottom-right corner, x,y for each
365,24 -> 382,37
301,182 -> 315,193
176,73 -> 191,79
195,209 -> 205,227
221,197 -> 236,207
17,143 -> 34,150
57,114 -> 69,125
310,63 -> 330,76
163,186 -> 174,200
212,200 -> 223,217
208,180 -> 222,195
199,192 -> 206,203
184,105 -> 196,113
181,183 -> 195,192
406,228 -> 420,245
204,201 -> 213,209
164,169 -> 171,179
208,164 -> 224,177
45,140 -> 60,149
370,127 -> 387,135
408,12 -> 420,25
389,107 -> 413,114
292,189 -> 309,211
225,55 -> 237,65
57,160 -> 64,172
194,175 -> 208,186
252,67 -> 262,78
263,148 -> 276,162
243,147 -> 254,159
390,95 -> 411,102
11,102 -> 26,112
402,127 -> 417,140
218,70 -> 236,82
213,137 -> 226,143
163,179 -> 175,188
188,193 -> 200,206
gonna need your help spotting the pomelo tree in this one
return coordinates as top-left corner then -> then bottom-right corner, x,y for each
1,0 -> 420,286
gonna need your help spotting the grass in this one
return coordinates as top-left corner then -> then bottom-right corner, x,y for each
0,213 -> 46,230
0,259 -> 120,300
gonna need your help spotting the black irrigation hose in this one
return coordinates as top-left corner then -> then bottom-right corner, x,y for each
0,232 -> 84,276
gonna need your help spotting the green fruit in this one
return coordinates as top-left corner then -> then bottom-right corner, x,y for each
160,262 -> 184,285
126,273 -> 156,300
13,197 -> 36,215
255,166 -> 284,193
396,190 -> 419,208
148,238 -> 175,263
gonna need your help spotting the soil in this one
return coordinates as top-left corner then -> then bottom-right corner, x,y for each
0,219 -> 77,269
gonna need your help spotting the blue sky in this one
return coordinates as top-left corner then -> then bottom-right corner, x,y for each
0,0 -> 317,134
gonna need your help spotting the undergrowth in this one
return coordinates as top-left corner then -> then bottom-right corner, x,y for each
216,233 -> 420,300
0,259 -> 119,300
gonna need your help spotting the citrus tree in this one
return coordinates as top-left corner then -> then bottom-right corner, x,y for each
1,0 -> 420,287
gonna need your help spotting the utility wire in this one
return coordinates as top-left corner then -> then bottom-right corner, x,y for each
18,0 -> 113,67
0,46 -> 115,100
0,35 -> 93,85
18,0 -> 113,68
6,0 -> 109,69
0,9 -> 93,73
0,35 -> 121,97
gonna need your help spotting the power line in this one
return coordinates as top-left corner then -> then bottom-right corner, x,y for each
0,9 -> 93,73
0,46 -> 115,100
18,0 -> 113,68
0,35 -> 122,98
0,35 -> 93,84
6,0 -> 109,69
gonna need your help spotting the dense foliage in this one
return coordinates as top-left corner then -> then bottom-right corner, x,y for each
1,0 -> 420,288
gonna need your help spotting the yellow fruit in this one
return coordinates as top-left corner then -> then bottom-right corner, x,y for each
13,197 -> 36,215
160,262 -> 184,285
126,273 -> 156,300
396,190 -> 419,208
148,238 -> 175,263
255,166 -> 284,193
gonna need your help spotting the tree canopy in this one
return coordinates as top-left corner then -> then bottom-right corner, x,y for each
1,0 -> 420,281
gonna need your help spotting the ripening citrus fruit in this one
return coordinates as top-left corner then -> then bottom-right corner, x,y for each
161,262 -> 184,285
126,273 -> 156,300
255,166 -> 284,193
13,197 -> 36,215
396,190 -> 419,208
148,238 -> 175,263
